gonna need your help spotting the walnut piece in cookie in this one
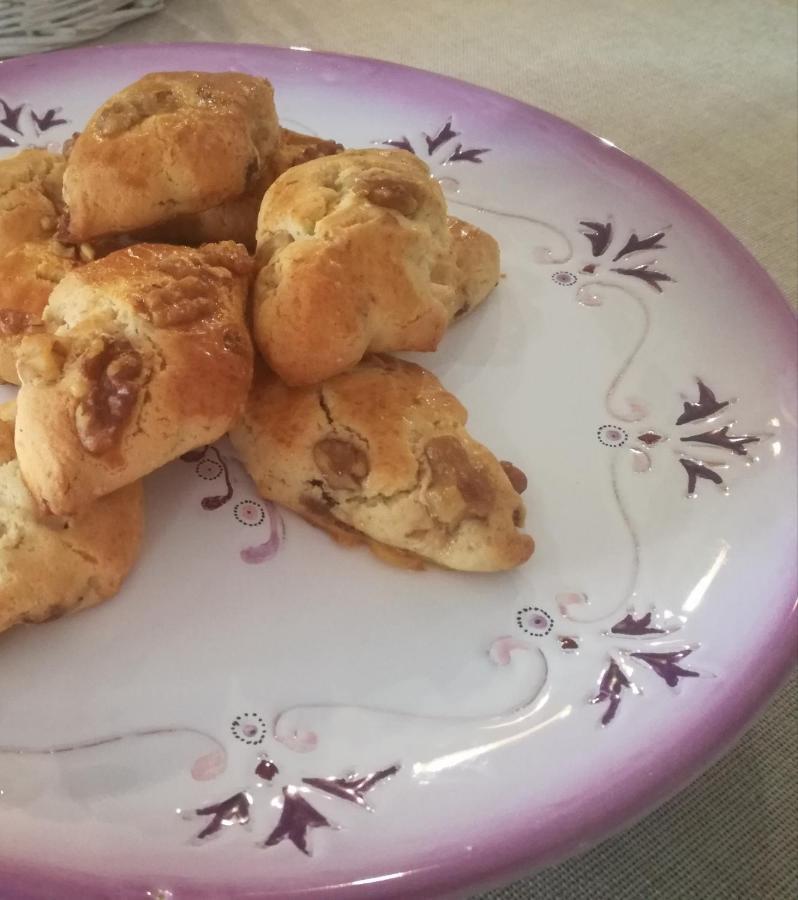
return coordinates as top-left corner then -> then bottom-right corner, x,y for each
15,241 -> 254,515
230,355 -> 533,572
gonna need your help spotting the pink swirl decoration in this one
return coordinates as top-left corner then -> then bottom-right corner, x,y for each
240,502 -> 284,564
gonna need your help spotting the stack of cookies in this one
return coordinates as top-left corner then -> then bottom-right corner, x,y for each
0,71 -> 534,636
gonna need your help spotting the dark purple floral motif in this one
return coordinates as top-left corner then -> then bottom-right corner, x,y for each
676,379 -> 729,426
679,458 -> 724,496
264,788 -> 334,855
195,791 -> 252,840
680,425 -> 759,456
0,99 -> 70,148
612,231 -> 666,262
381,116 -> 490,165
580,221 -> 613,257
559,636 -> 579,651
611,263 -> 673,293
611,612 -> 667,636
590,659 -> 633,725
31,109 -> 68,132
638,431 -> 663,446
255,757 -> 279,782
578,221 -> 672,291
630,649 -> 699,687
303,765 -> 399,810
182,444 -> 285,563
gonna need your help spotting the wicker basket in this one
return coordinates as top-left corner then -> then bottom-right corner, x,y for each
0,0 -> 164,58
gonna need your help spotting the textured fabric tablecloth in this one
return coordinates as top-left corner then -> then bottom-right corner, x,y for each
92,2 -> 797,897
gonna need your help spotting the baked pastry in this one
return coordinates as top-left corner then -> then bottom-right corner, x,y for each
139,128 -> 344,251
445,216 -> 500,319
0,401 -> 143,635
252,148 -> 457,385
14,241 -> 254,515
230,355 -> 533,571
60,72 -> 280,241
0,240 -> 82,384
0,149 -> 65,255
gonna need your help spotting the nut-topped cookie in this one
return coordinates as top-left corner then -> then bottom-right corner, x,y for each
0,401 -> 143,635
15,241 -> 254,515
252,148 -> 500,385
60,72 -> 280,241
230,356 -> 533,571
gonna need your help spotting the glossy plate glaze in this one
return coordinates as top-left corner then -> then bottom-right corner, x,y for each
0,44 -> 795,900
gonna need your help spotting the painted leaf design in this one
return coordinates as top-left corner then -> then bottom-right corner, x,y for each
680,426 -> 758,456
303,765 -> 399,809
612,231 -> 666,262
382,136 -> 414,153
610,263 -> 673,292
638,431 -> 664,446
0,99 -> 24,134
195,791 -> 251,839
676,380 -> 729,426
181,446 -> 207,463
264,788 -> 333,855
31,108 -> 67,132
679,458 -> 724,495
611,612 -> 666,636
590,659 -> 632,725
580,221 -> 613,257
0,134 -> 18,148
446,143 -> 490,163
631,649 -> 699,687
424,119 -> 459,154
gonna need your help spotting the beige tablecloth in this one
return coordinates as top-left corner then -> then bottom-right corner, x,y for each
94,2 -> 797,897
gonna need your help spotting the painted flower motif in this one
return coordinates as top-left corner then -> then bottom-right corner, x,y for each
552,271 -> 577,286
234,500 -> 266,527
381,117 -> 490,166
231,714 -> 267,746
578,221 -> 673,291
0,98 -> 69,149
196,457 -> 223,481
597,424 -> 629,447
516,606 -> 554,636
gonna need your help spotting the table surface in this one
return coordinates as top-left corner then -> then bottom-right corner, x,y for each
91,2 -> 796,897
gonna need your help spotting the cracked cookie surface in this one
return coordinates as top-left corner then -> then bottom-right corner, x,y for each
0,401 -> 143,635
14,241 -> 254,515
230,355 -> 533,571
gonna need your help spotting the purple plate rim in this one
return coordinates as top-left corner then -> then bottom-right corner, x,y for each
0,41 -> 795,900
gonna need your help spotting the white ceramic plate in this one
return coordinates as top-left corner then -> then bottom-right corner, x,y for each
0,43 -> 795,900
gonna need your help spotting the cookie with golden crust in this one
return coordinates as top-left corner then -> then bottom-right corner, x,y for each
252,148 -> 456,385
230,356 -> 533,572
0,401 -> 143,635
61,71 -> 279,241
15,241 -> 254,515
139,129 -> 345,251
0,149 -> 65,256
0,240 -> 82,384
444,216 -> 501,319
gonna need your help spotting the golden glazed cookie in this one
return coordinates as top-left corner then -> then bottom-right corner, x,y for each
445,216 -> 501,319
230,356 -> 533,571
15,241 -> 254,515
139,129 -> 344,251
0,240 -> 82,384
252,148 -> 457,385
60,71 -> 280,241
0,401 -> 143,635
0,149 -> 65,255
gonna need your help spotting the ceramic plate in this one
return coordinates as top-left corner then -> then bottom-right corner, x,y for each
0,44 -> 795,900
